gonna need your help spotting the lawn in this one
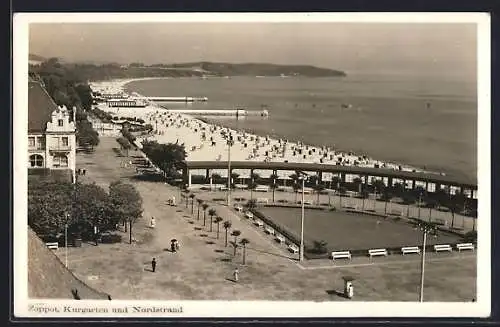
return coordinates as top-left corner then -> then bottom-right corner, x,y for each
258,207 -> 462,253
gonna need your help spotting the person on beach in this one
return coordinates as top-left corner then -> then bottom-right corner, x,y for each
233,268 -> 239,282
151,258 -> 157,272
150,217 -> 156,228
171,241 -> 176,253
175,240 -> 180,251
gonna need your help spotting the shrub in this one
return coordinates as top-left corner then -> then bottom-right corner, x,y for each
100,233 -> 122,244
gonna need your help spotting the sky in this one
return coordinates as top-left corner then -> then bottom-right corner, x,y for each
29,22 -> 477,77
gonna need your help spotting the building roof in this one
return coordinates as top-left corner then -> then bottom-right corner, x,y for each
28,81 -> 59,132
182,161 -> 477,188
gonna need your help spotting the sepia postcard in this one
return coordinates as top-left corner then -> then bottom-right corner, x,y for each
13,12 -> 491,318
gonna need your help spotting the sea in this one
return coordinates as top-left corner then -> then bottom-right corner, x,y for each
125,72 -> 477,183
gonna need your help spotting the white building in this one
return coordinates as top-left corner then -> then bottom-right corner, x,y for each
28,81 -> 76,183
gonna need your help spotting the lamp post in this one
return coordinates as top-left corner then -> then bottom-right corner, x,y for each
227,136 -> 234,207
418,221 -> 437,302
65,212 -> 69,268
418,191 -> 423,220
296,170 -> 309,262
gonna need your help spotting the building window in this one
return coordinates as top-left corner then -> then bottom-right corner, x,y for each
28,137 -> 35,147
29,154 -> 44,167
62,137 -> 69,147
53,154 -> 68,168
58,119 -> 64,127
37,137 -> 45,149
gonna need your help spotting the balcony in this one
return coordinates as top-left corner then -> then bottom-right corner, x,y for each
49,145 -> 72,153
28,146 -> 46,152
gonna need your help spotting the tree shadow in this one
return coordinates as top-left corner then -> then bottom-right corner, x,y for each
206,241 -> 215,245
188,221 -> 194,224
194,227 -> 202,231
326,289 -> 348,299
220,258 -> 232,262
199,234 -> 208,237
214,249 -> 224,253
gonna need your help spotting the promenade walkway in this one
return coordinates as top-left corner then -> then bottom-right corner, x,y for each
58,137 -> 476,301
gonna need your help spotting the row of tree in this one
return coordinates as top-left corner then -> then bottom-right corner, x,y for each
28,179 -> 143,244
141,140 -> 187,179
181,191 -> 251,264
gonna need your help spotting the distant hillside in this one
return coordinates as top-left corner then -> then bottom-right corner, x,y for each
164,62 -> 346,77
29,58 -> 346,82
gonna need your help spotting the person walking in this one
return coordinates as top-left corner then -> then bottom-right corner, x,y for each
233,268 -> 239,282
150,217 -> 156,228
175,240 -> 180,252
151,258 -> 157,272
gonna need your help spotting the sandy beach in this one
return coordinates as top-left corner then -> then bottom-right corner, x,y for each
90,78 -> 437,181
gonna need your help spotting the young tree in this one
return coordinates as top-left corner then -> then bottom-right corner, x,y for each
360,187 -> 370,211
202,203 -> 209,225
208,209 -> 216,230
109,181 -> 143,244
223,220 -> 232,247
116,137 -> 132,156
381,188 -> 393,215
189,194 -> 196,214
183,189 -> 190,208
231,230 -> 241,256
313,183 -> 326,205
230,172 -> 240,188
352,177 -> 362,194
240,238 -> 250,264
196,199 -> 204,220
269,173 -> 279,203
290,174 -> 301,204
214,216 -> 223,239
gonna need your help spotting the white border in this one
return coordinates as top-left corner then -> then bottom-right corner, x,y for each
13,13 -> 491,318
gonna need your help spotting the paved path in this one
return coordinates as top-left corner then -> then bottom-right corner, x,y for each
59,137 -> 476,302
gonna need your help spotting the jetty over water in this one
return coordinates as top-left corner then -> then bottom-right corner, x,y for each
148,96 -> 208,102
162,109 -> 269,117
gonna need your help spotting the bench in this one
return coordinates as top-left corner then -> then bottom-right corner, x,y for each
299,200 -> 313,205
244,211 -> 254,219
288,244 -> 299,254
219,186 -> 228,191
434,244 -> 453,252
331,251 -> 352,261
275,234 -> 286,243
368,248 -> 388,258
401,246 -> 421,255
46,242 -> 59,250
456,243 -> 475,252
256,198 -> 269,204
255,186 -> 269,192
254,219 -> 264,227
264,226 -> 275,235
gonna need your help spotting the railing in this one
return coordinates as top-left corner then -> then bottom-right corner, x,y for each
49,145 -> 72,152
28,146 -> 46,151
